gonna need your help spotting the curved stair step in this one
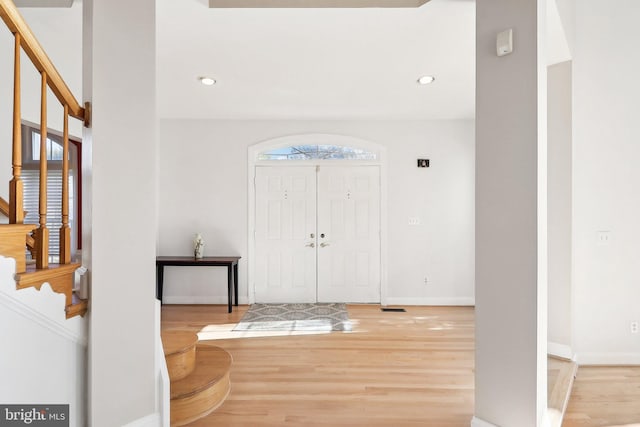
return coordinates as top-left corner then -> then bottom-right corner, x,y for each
170,345 -> 232,427
162,330 -> 198,381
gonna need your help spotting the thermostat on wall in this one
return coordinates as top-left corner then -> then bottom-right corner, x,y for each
417,159 -> 430,168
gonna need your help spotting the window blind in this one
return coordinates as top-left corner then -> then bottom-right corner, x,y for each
22,169 -> 74,262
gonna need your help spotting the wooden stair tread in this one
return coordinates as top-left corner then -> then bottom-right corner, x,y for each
0,223 -> 36,233
17,262 -> 81,288
162,330 -> 198,357
170,345 -> 232,400
66,294 -> 88,319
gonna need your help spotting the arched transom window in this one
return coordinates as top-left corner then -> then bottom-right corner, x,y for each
258,144 -> 377,161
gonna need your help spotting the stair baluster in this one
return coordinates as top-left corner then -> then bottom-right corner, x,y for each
35,72 -> 49,269
9,32 -> 23,224
60,105 -> 71,264
0,0 -> 89,317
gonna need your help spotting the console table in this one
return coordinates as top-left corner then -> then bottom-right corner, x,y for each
156,256 -> 241,313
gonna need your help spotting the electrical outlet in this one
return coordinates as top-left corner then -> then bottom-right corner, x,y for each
631,322 -> 639,334
408,217 -> 421,226
597,231 -> 611,246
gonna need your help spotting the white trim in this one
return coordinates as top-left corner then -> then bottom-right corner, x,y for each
471,412 -> 551,427
163,296 -> 250,305
385,297 -> 475,306
155,300 -> 170,427
0,283 -> 87,346
575,352 -> 640,365
470,416 -> 499,427
122,413 -> 161,427
247,133 -> 388,306
547,341 -> 575,361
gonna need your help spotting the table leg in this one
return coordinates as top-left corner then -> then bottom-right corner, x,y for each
234,262 -> 239,307
156,264 -> 164,304
227,264 -> 232,313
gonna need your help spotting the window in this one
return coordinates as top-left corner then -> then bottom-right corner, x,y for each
31,131 -> 65,161
22,124 -> 81,263
258,144 -> 377,161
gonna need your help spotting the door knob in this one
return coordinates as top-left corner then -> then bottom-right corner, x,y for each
305,242 -> 316,248
310,233 -> 315,238
320,242 -> 330,248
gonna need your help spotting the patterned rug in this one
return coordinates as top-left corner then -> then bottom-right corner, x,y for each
233,303 -> 352,332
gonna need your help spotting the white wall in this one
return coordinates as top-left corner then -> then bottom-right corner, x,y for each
572,0 -> 640,364
475,0 -> 547,425
547,60 -> 572,358
0,4 -> 83,202
85,0 -> 159,425
0,255 -> 87,427
158,119 -> 475,305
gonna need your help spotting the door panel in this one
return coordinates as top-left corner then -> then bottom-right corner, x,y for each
317,166 -> 381,303
254,165 -> 381,303
255,167 -> 317,302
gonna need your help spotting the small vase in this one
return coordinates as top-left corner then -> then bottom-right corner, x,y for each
195,247 -> 203,259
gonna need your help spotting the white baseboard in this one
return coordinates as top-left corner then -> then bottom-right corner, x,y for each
547,341 -> 574,360
122,413 -> 161,427
576,352 -> 640,365
470,416 -> 499,427
385,297 -> 475,306
155,300 -> 170,427
162,296 -> 249,305
471,411 -> 553,427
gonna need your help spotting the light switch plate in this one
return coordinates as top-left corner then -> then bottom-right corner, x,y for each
497,29 -> 513,57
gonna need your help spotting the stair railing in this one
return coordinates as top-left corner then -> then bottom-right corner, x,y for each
0,0 -> 90,270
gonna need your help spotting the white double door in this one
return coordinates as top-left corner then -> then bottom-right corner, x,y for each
255,165 -> 381,303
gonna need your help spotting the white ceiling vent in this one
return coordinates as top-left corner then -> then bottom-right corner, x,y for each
209,0 -> 430,8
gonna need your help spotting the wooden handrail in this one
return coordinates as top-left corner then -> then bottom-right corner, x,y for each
0,197 -> 9,217
2,0 -> 84,270
0,0 -> 86,124
1,196 -> 28,219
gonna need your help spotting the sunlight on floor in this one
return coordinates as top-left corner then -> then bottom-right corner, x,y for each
197,319 -> 361,341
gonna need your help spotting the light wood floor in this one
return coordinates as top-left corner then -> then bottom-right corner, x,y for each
162,304 -> 475,426
161,304 -> 640,426
563,366 -> 640,427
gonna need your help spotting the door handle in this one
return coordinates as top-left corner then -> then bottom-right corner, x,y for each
305,242 -> 316,248
320,242 -> 330,248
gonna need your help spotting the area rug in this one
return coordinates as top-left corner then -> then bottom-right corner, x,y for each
233,303 -> 352,332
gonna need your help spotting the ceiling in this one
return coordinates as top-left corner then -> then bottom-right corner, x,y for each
156,0 -> 476,120
18,0 -> 570,121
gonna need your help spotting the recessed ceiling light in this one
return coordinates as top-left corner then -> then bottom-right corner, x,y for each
417,75 -> 435,85
199,76 -> 216,86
